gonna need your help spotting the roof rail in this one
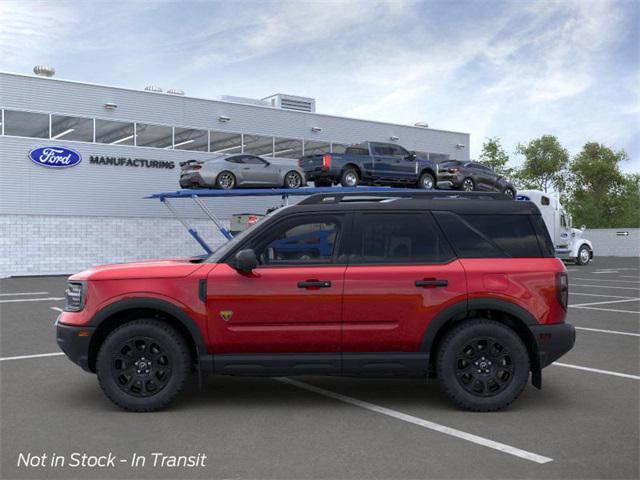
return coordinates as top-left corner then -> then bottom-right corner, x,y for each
298,190 -> 510,205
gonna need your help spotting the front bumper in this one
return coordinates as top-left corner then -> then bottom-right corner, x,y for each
55,316 -> 95,372
530,322 -> 576,368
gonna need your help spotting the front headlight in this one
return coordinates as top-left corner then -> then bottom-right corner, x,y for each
64,282 -> 86,312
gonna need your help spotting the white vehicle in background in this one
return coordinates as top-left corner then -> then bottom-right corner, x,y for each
517,190 -> 594,265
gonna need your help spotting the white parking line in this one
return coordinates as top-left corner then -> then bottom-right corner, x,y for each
620,275 -> 640,279
553,362 -> 640,380
0,352 -> 64,362
570,284 -> 640,291
574,278 -> 640,284
570,292 -> 637,299
575,327 -> 640,337
0,297 -> 64,304
570,298 -> 640,308
50,307 -> 63,313
0,291 -> 49,296
593,271 -> 619,274
570,305 -> 640,314
277,377 -> 553,464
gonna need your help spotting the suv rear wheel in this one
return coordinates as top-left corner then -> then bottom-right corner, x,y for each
461,177 -> 475,191
436,319 -> 529,411
96,319 -> 191,412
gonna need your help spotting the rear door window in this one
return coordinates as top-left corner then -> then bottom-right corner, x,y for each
347,212 -> 454,264
434,212 -> 543,258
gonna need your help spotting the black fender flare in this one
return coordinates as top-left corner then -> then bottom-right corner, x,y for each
88,297 -> 208,356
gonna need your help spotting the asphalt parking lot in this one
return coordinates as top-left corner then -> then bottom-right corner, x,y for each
1,257 -> 638,480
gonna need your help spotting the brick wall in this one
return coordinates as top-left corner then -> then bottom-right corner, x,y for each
0,215 -> 229,277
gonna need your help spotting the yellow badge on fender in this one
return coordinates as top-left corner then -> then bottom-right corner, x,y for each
219,310 -> 233,322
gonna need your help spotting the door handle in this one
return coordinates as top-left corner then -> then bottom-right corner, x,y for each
297,280 -> 331,289
415,279 -> 448,288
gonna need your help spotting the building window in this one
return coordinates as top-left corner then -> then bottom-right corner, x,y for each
243,134 -> 274,156
273,137 -> 303,159
429,153 -> 450,163
173,127 -> 208,151
210,131 -> 243,154
135,123 -> 173,148
95,119 -> 135,145
303,140 -> 331,155
3,110 -> 49,138
51,114 -> 93,142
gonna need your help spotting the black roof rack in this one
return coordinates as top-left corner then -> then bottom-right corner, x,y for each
298,190 -> 510,205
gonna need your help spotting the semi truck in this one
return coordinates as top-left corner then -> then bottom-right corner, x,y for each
517,190 -> 594,265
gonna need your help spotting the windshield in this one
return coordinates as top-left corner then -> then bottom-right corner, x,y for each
205,206 -> 289,263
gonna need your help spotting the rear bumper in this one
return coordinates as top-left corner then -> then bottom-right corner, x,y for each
55,316 -> 94,372
437,173 -> 463,188
530,322 -> 576,368
179,172 -> 208,188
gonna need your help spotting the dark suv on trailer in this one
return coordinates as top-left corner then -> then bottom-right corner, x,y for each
438,160 -> 516,197
56,191 -> 574,412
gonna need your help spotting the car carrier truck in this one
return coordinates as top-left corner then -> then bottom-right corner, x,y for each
517,190 -> 594,265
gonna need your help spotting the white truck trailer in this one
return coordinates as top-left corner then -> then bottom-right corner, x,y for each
517,190 -> 593,265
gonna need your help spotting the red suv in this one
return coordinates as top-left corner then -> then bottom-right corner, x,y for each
56,191 -> 575,412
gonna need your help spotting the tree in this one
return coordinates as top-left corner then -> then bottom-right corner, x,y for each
479,137 -> 513,176
566,142 -> 638,228
515,135 -> 569,193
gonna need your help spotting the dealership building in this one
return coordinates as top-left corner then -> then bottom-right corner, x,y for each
0,69 -> 470,277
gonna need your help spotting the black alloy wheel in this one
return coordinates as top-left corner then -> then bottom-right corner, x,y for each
436,319 -> 529,411
110,336 -> 172,398
97,319 -> 191,411
503,187 -> 516,198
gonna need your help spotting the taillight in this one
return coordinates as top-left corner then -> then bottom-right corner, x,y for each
322,154 -> 332,171
448,167 -> 459,173
247,215 -> 259,226
556,272 -> 568,310
192,165 -> 202,170
297,159 -> 301,167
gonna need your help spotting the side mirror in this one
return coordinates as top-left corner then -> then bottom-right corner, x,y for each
407,151 -> 417,161
233,249 -> 258,273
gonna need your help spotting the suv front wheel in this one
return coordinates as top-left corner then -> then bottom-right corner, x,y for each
96,319 -> 191,412
436,319 -> 529,411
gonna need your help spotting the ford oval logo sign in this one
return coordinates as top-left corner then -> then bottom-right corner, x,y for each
28,146 -> 82,168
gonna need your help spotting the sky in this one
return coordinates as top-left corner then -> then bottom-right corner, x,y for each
1,0 -> 638,172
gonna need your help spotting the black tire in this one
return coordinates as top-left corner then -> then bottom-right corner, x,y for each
503,187 -> 516,198
461,177 -> 475,192
340,168 -> 359,187
96,319 -> 191,412
576,245 -> 591,265
418,172 -> 435,190
284,171 -> 303,189
216,171 -> 236,189
436,319 -> 529,412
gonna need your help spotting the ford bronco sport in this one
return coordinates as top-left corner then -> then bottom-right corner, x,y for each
56,191 -> 575,412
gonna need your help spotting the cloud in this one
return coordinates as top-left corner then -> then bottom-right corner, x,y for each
0,1 -> 77,64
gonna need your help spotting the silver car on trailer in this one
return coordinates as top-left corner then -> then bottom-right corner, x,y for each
179,154 -> 306,189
